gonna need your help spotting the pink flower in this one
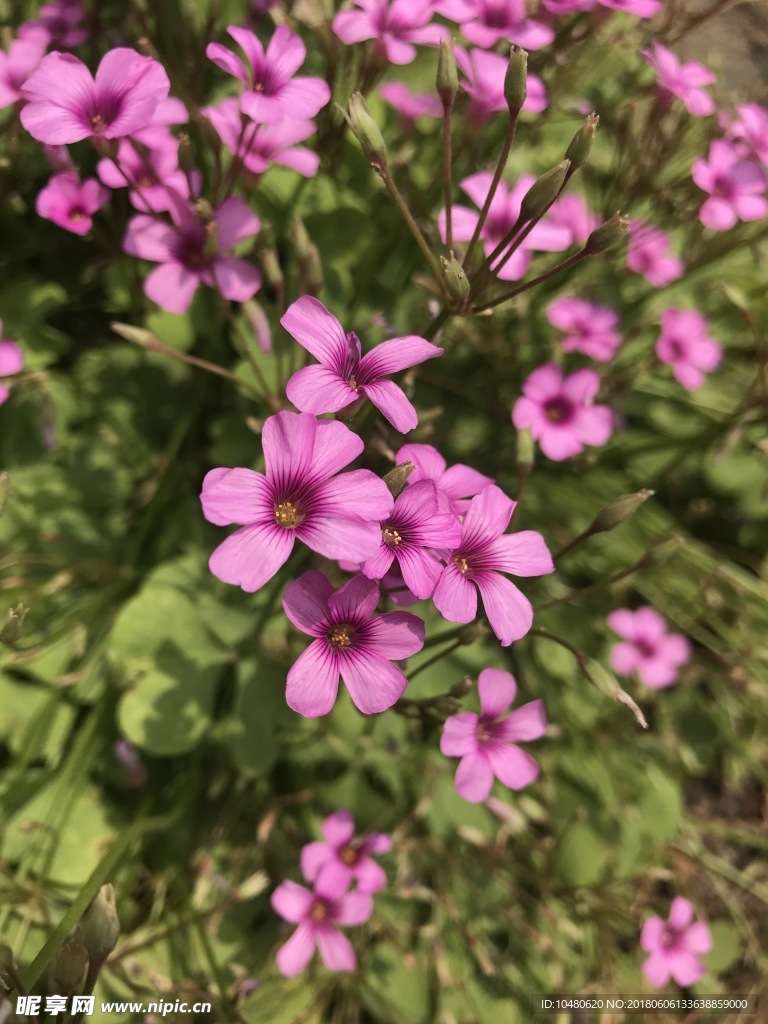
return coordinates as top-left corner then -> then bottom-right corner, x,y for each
455,47 -> 546,121
641,898 -> 712,988
440,668 -> 546,802
692,139 -> 768,231
439,173 -> 572,282
542,0 -> 595,12
608,607 -> 692,688
641,43 -> 715,117
97,134 -> 195,212
283,571 -> 424,716
0,321 -> 24,407
282,296 -> 443,433
333,0 -> 448,66
123,193 -> 261,314
545,194 -> 598,246
436,0 -> 553,51
0,28 -> 49,110
379,82 -> 441,124
203,98 -> 319,178
656,309 -> 722,390
597,0 -> 661,16
627,221 -> 684,287
395,442 -> 493,515
271,870 -> 373,977
546,296 -> 621,362
30,0 -> 88,49
20,48 -> 170,144
206,24 -> 330,124
201,412 -> 393,593
512,365 -> 613,461
433,485 -> 554,646
36,172 -> 110,235
361,480 -> 461,600
727,103 -> 768,165
301,810 -> 392,892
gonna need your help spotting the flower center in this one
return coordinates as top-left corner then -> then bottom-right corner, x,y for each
310,901 -> 328,922
91,112 -> 106,132
136,173 -> 154,191
476,722 -> 491,743
543,397 -> 574,424
452,555 -> 470,575
274,500 -> 305,529
382,526 -> 403,547
70,209 -> 86,223
328,623 -> 355,649
339,844 -> 359,866
636,640 -> 656,659
661,926 -> 683,951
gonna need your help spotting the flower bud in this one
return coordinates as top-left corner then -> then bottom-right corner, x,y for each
0,472 -> 8,517
177,132 -> 195,177
519,160 -> 570,223
584,212 -> 629,254
342,93 -> 387,174
0,604 -> 27,645
434,696 -> 462,716
193,197 -> 214,224
292,218 -> 313,262
260,246 -> 284,292
383,461 -> 415,498
587,489 -> 654,535
440,252 -> 470,309
437,39 -> 458,106
81,885 -> 120,963
449,675 -> 472,698
516,426 -> 534,472
305,243 -> 323,296
564,113 -> 599,173
583,659 -> 648,729
458,621 -> 489,645
47,933 -> 88,995
504,45 -> 528,114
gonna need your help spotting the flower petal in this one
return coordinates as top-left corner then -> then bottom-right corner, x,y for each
359,335 -> 442,379
276,922 -> 316,977
315,926 -> 357,972
335,890 -> 373,926
363,379 -> 418,433
496,699 -> 547,742
322,810 -> 356,847
200,467 -> 271,526
300,841 -> 334,883
328,573 -> 380,623
365,610 -> 425,659
143,262 -> 200,314
485,741 -> 540,790
642,953 -> 672,989
441,712 -> 480,757
475,571 -> 533,646
286,364 -> 358,414
286,640 -> 340,718
340,651 -> 408,714
454,751 -> 494,803
209,522 -> 294,592
283,570 -> 334,636
668,897 -> 695,930
433,563 -> 477,623
271,880 -> 314,923
280,296 -> 350,367
460,485 -> 515,547
477,668 -> 516,720
485,531 -> 554,577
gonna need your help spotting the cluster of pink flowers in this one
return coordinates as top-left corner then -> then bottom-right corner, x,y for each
608,607 -> 691,688
271,811 -> 390,976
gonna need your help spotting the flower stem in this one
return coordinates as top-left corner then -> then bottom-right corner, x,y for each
463,110 -> 518,271
442,99 -> 454,254
379,169 -> 446,296
471,250 -> 589,314
408,639 -> 463,682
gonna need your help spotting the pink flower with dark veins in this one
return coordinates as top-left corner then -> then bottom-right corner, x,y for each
361,480 -> 462,600
97,135 -> 194,212
440,668 -> 547,802
201,412 -> 393,593
282,296 -> 443,433
207,24 -> 330,124
333,0 -> 448,66
282,571 -> 424,716
28,0 -> 88,49
301,810 -> 392,893
433,484 -> 554,646
36,172 -> 110,235
271,870 -> 373,977
692,139 -> 768,231
436,0 -> 554,51
203,98 -> 320,178
455,47 -> 547,121
512,365 -> 613,461
641,42 -> 715,117
546,296 -> 621,362
608,607 -> 692,688
123,192 -> 261,313
20,48 -> 170,144
641,898 -> 711,988
395,442 -> 493,515
0,27 -> 49,110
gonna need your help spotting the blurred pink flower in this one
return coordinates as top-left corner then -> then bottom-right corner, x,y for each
0,27 -> 49,110
727,102 -> 768,165
29,0 -> 87,49
201,412 -> 393,593
301,810 -> 392,893
438,173 -> 572,282
36,172 -> 109,235
692,139 -> 768,231
20,48 -> 170,144
0,321 -> 24,407
641,898 -> 711,987
204,98 -> 320,178
546,296 -> 621,362
608,607 -> 691,688
271,871 -> 372,977
454,47 -> 547,121
547,193 -> 598,245
656,308 -> 722,390
97,135 -> 194,212
283,570 -> 424,716
123,192 -> 261,313
436,0 -> 553,50
542,0 -> 595,12
597,0 -> 661,15
395,441 -> 493,515
333,0 -> 448,66
282,296 -> 442,432
641,42 -> 715,116
207,25 -> 330,124
379,82 -> 441,124
433,484 -> 554,646
440,668 -> 546,802
512,365 -> 613,461
627,221 -> 683,287
361,480 -> 461,600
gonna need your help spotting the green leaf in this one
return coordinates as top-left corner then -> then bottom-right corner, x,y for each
554,821 -> 607,887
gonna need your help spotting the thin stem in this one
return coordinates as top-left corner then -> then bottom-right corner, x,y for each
472,250 -> 588,313
535,553 -> 653,611
421,306 -> 451,343
212,283 -> 279,410
379,169 -> 446,295
463,110 -> 518,270
442,99 -> 454,254
422,624 -> 470,650
408,640 -> 463,682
